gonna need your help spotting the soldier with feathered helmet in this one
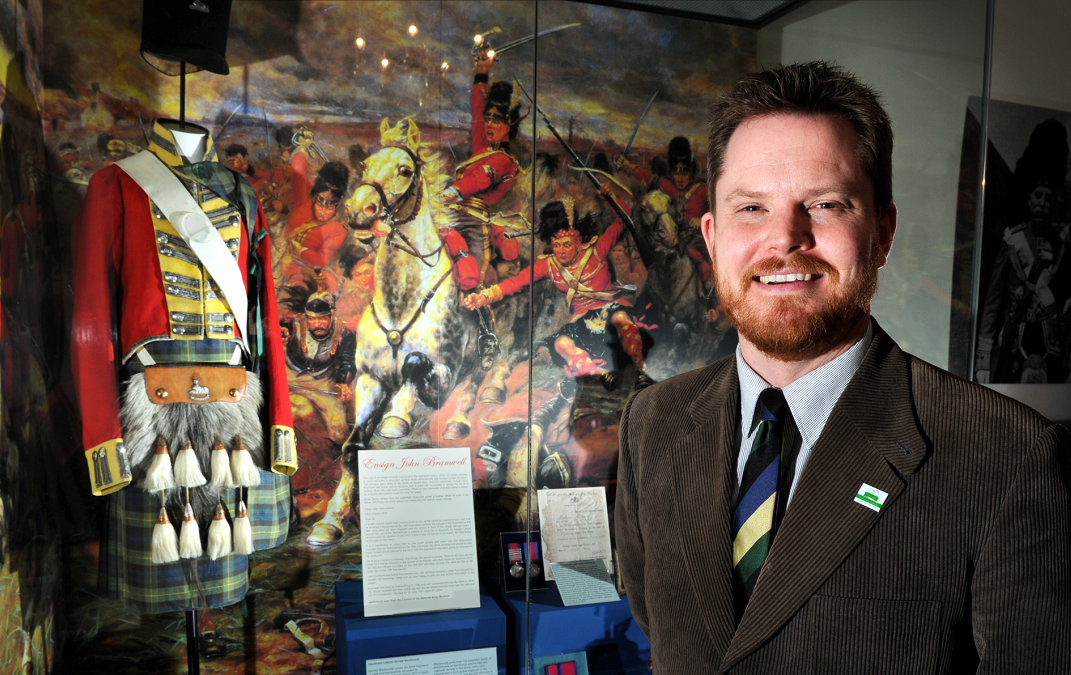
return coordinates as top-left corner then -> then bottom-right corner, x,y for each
617,135 -> 713,286
618,135 -> 708,224
464,193 -> 654,392
440,51 -> 524,292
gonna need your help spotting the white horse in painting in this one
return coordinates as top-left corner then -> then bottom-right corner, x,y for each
307,118 -> 479,545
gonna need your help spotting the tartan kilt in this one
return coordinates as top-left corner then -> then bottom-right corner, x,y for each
545,304 -> 626,371
100,470 -> 290,614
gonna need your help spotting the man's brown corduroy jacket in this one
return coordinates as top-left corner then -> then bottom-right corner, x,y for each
615,322 -> 1071,673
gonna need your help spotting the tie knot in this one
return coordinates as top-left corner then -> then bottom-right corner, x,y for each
757,388 -> 788,423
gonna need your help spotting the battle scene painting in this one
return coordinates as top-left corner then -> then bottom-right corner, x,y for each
31,1 -> 755,671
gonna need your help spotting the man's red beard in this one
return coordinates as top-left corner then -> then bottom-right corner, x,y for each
713,247 -> 880,361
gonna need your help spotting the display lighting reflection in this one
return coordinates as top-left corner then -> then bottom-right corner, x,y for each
381,58 -> 389,68
408,24 -> 418,36
355,37 -> 365,48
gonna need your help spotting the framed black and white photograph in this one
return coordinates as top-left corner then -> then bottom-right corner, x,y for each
954,97 -> 1071,421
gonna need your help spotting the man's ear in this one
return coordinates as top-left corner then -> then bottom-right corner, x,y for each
701,211 -> 716,259
877,202 -> 897,267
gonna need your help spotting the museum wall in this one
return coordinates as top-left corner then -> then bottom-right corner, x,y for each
22,1 -> 757,672
991,0 -> 1071,113
0,0 -> 66,672
969,0 -> 1071,417
758,0 -> 989,371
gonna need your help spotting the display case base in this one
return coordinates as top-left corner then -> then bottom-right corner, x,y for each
334,581 -> 508,675
502,583 -> 650,675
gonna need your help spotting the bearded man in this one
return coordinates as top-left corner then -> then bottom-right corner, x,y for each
615,61 -> 1071,673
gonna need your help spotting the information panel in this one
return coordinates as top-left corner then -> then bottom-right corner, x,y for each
358,447 -> 480,617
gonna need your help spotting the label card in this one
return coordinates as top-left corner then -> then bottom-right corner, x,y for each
854,483 -> 889,512
358,447 -> 480,617
366,647 -> 497,674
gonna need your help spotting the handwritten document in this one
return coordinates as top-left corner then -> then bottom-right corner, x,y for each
366,647 -> 497,675
358,447 -> 480,617
537,487 -> 613,581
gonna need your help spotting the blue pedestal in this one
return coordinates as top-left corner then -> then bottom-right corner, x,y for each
503,584 -> 650,675
334,581 -> 508,675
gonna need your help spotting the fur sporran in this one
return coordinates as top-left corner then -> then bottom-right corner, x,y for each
121,371 -> 265,528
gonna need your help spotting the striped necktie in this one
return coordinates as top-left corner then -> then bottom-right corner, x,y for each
732,387 -> 790,615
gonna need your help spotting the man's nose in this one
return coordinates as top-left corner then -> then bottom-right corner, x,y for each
765,204 -> 815,255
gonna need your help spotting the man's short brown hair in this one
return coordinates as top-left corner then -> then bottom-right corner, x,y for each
707,61 -> 893,212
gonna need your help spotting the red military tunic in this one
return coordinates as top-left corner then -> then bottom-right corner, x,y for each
288,218 -> 349,270
496,218 -> 627,317
243,165 -> 271,196
452,79 -> 521,208
445,76 -> 520,284
280,149 -> 352,286
286,149 -> 314,229
631,166 -> 709,224
71,126 -> 295,494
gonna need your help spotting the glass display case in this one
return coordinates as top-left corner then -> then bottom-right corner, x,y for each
0,0 -> 996,673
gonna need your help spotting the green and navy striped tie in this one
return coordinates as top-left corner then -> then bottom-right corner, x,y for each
732,387 -> 790,615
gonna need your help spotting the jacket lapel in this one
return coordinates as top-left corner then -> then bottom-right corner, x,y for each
669,359 -> 741,657
720,325 -> 931,671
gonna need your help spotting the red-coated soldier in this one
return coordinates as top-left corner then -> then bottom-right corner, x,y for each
281,161 -> 351,290
617,136 -> 713,285
464,194 -> 654,392
441,51 -> 521,293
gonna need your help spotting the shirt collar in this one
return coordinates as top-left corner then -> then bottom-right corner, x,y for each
148,119 -> 217,167
736,321 -> 873,446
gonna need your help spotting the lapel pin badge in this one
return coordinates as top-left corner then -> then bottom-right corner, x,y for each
854,483 -> 888,512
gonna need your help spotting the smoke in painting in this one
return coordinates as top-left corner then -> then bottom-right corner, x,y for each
7,0 -> 756,671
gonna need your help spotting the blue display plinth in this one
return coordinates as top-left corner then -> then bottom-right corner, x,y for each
503,584 -> 650,675
334,581 -> 508,675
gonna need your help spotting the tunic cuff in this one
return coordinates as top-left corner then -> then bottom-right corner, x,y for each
86,438 -> 133,496
270,425 -> 298,476
481,285 -> 505,303
474,73 -> 489,85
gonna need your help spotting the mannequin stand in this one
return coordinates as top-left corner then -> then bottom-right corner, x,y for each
185,608 -> 201,674
179,59 -> 199,675
179,61 -> 187,128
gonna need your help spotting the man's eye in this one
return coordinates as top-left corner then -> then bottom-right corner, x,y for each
399,167 -> 413,178
740,205 -> 762,212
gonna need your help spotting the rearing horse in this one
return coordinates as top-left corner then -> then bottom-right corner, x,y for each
307,118 -> 478,545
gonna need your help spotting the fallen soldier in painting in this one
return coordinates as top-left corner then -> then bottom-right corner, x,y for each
280,277 -> 357,393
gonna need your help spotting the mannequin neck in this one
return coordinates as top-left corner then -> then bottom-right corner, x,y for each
159,119 -> 209,162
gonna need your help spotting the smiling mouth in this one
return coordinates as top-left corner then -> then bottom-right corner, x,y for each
757,273 -> 817,284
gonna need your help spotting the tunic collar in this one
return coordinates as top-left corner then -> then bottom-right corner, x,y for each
148,119 -> 218,167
